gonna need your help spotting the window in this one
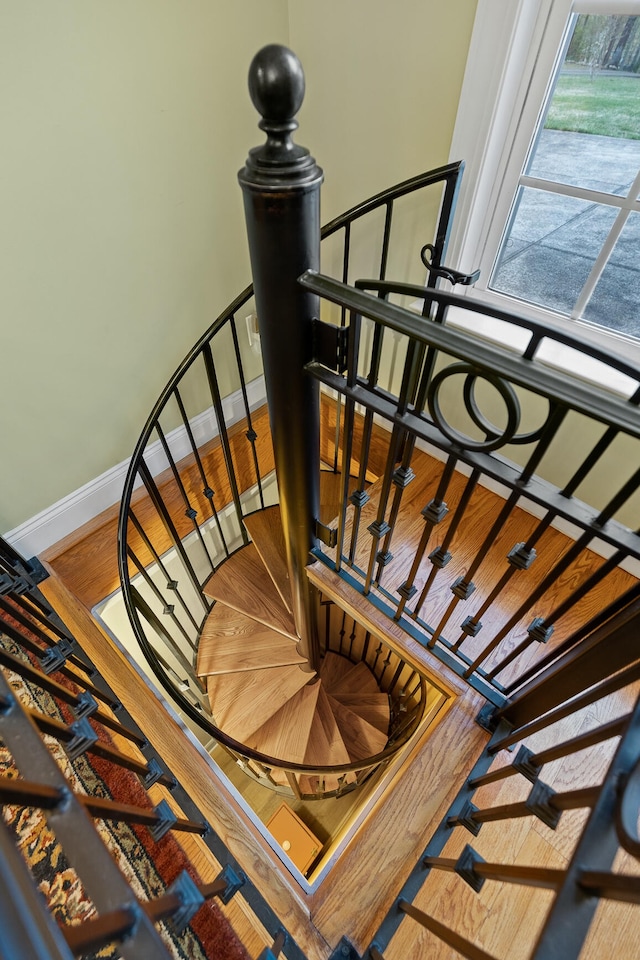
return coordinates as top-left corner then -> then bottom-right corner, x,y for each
449,0 -> 640,352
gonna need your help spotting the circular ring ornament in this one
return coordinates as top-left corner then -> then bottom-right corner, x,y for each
427,362 -> 521,453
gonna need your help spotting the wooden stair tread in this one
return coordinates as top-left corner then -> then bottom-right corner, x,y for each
207,664 -> 313,743
328,694 -> 389,762
243,505 -> 292,614
330,660 -> 380,698
202,543 -> 297,641
319,651 -> 351,690
306,685 -> 352,767
197,606 -> 305,677
300,685 -> 353,794
246,682 -> 321,765
332,692 -> 390,734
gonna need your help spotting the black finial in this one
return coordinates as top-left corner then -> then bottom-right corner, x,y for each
240,44 -> 322,186
249,44 -> 305,126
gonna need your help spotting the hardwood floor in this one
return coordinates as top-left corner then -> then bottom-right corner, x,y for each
38,396 -> 640,959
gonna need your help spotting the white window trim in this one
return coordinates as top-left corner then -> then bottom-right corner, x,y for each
447,0 -> 640,382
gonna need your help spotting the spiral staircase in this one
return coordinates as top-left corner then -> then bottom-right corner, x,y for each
196,500 -> 390,791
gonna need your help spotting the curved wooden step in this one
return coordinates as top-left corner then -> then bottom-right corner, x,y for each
327,660 -> 381,698
299,685 -> 353,794
202,543 -> 297,640
197,605 -> 306,677
328,695 -> 389,762
245,682 -> 321,772
319,651 -> 351,690
331,692 -> 390,735
243,505 -> 292,614
206,664 -> 313,743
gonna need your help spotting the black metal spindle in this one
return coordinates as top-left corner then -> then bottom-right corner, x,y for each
138,461 -> 210,614
129,586 -> 208,697
0,672 -> 170,959
0,614 -> 117,708
577,871 -> 640,905
398,899 -> 498,960
423,853 -> 564,889
0,647 -> 145,747
490,659 -> 640,756
449,784 -> 599,831
335,312 -> 362,575
500,581 -> 640,696
127,546 -> 197,658
529,696 -> 640,959
428,483 -> 529,650
229,315 -> 265,508
128,509 -> 201,631
155,421 -> 216,573
202,343 -> 250,548
469,715 -> 629,790
410,468 -> 480,621
24,707 -> 175,785
364,424 -> 404,594
396,454 -> 457,622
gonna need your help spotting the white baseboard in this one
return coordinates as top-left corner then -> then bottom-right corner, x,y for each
4,375 -> 267,560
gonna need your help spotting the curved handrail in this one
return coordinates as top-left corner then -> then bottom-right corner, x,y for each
320,162 -> 463,241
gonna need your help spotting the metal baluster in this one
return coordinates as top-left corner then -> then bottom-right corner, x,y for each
154,421 -> 217,572
398,899 -> 499,960
129,587 -> 208,698
331,224 -> 352,469
335,310 -> 361,574
229,315 -> 265,509
127,547 -> 197,657
469,715 -> 629,790
395,455 -> 457,621
24,707 -> 175,785
202,343 -> 250,547
0,647 -> 145,747
173,386 -> 232,552
410,468 -> 480,619
0,673 -> 171,959
489,660 -> 640,756
0,614 -> 118,709
138,460 -> 210,613
363,424 -> 404,594
466,467 -> 640,680
500,582 -> 640,696
128,509 -> 201,632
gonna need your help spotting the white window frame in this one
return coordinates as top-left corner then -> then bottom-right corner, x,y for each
447,0 -> 640,386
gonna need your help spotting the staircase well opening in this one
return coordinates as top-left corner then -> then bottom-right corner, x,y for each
94,547 -> 458,885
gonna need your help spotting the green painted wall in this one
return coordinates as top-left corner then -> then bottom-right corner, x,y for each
0,1 -> 288,532
0,0 -> 477,534
289,0 -> 477,222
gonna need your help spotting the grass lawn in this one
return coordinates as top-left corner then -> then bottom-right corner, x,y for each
545,73 -> 640,140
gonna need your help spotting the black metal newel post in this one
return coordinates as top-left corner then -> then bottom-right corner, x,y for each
239,45 -> 323,669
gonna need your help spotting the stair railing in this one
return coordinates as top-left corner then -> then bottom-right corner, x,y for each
117,66 -> 463,797
366,596 -> 640,960
302,271 -> 640,709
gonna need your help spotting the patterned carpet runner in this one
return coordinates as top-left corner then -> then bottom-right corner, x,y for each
0,622 -> 249,960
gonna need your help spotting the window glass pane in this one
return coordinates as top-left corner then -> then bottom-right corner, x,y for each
526,14 -> 640,195
491,187 -> 617,314
583,212 -> 640,336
